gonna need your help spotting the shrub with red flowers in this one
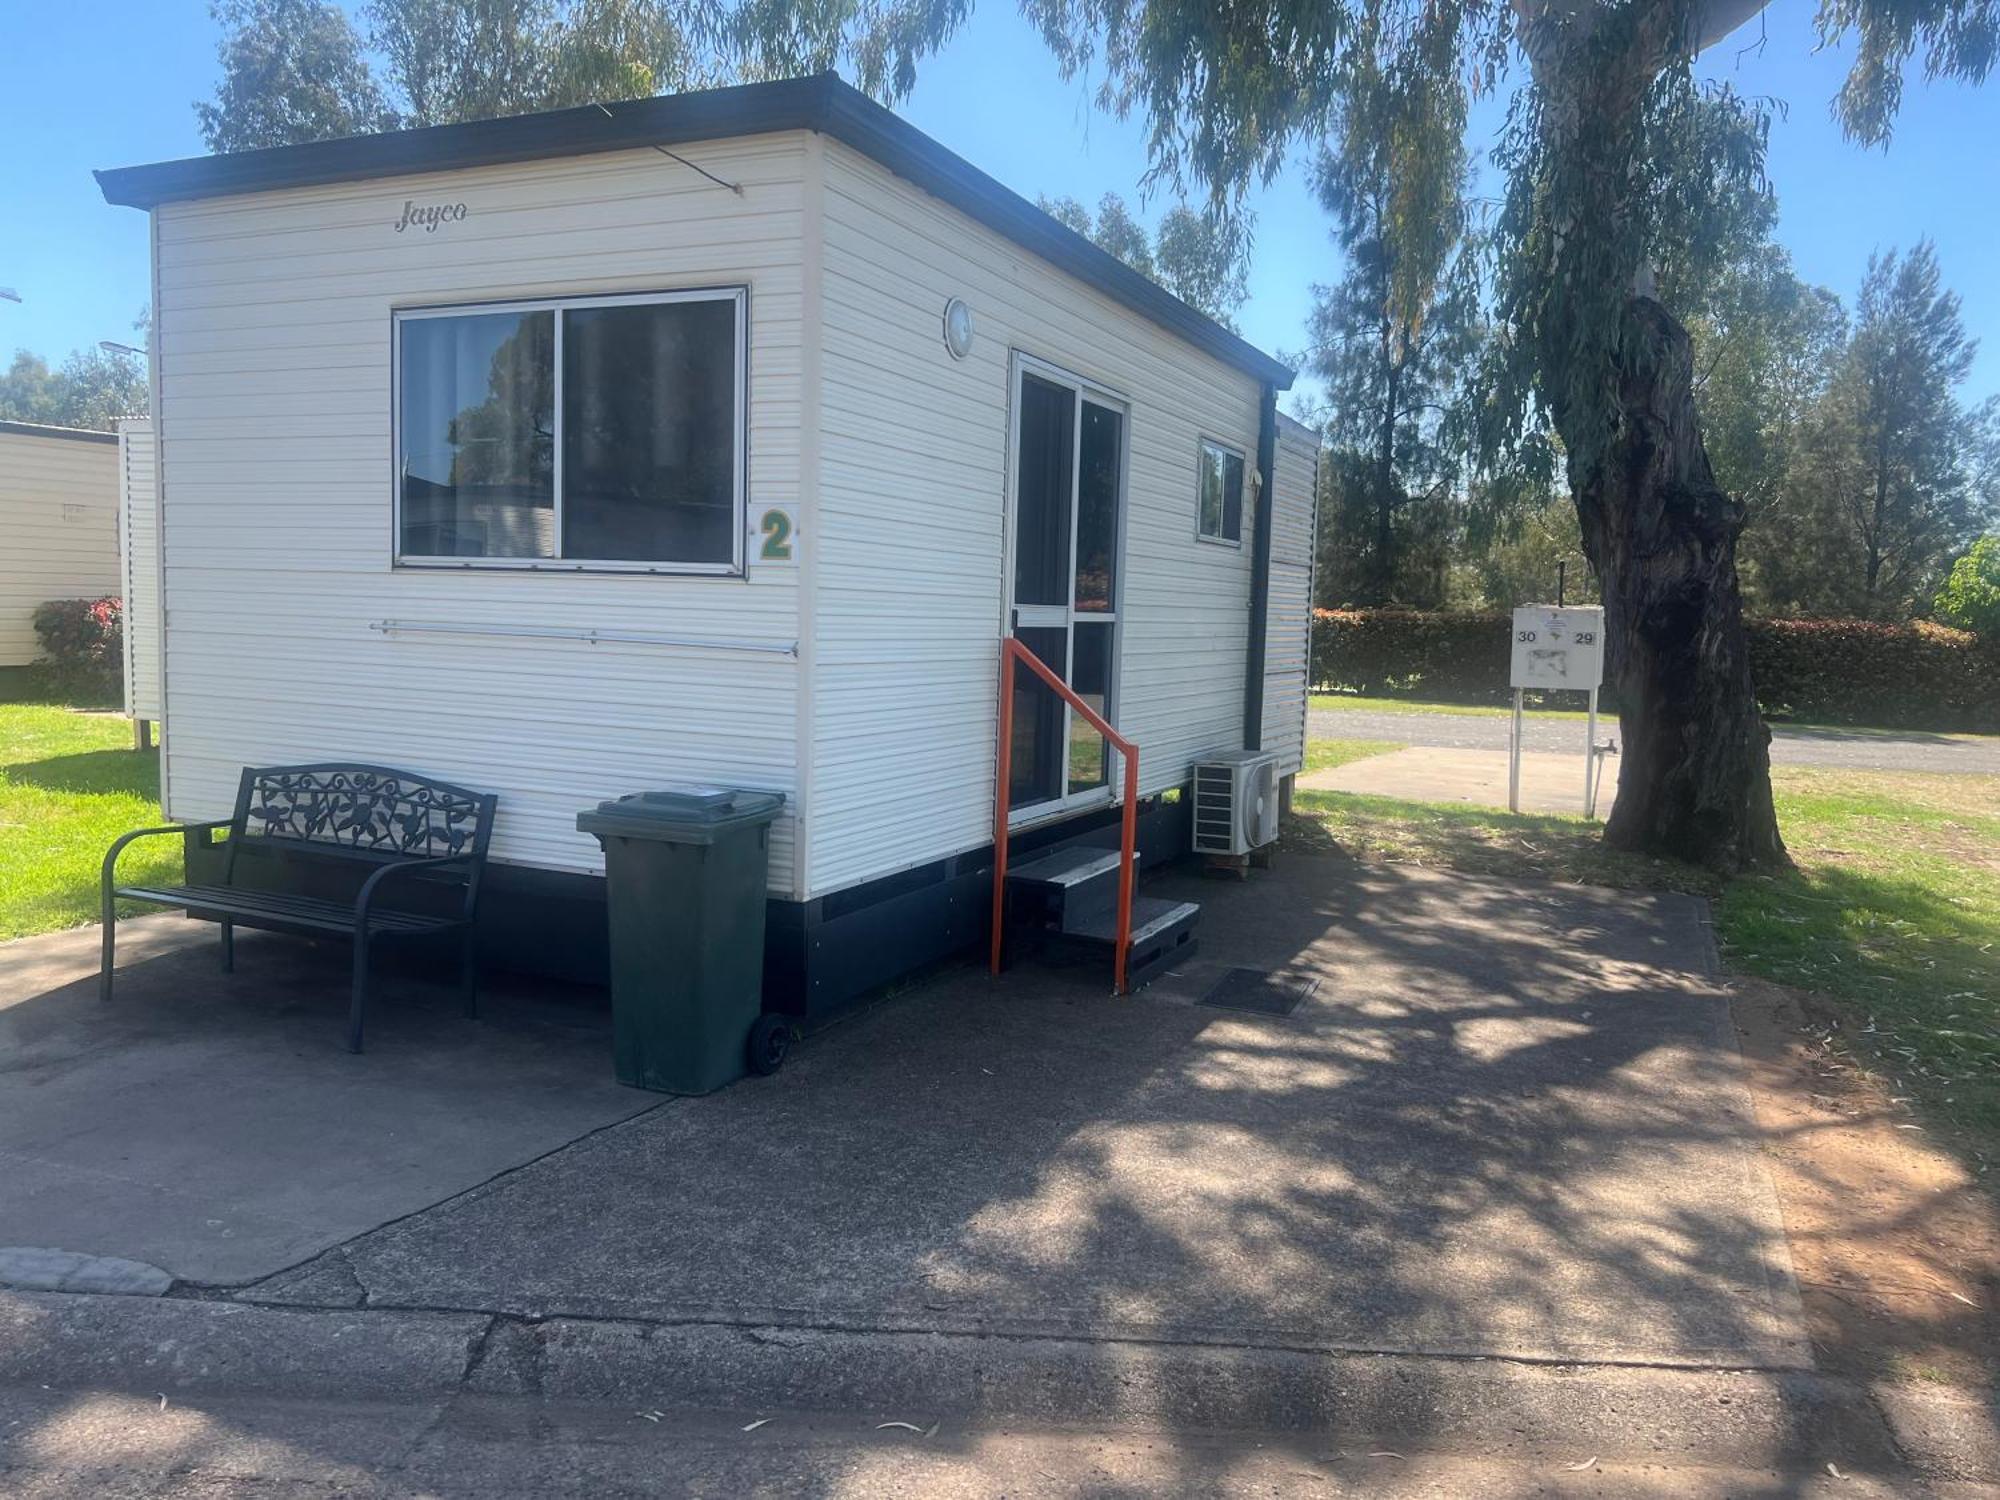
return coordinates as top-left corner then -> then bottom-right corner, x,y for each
32,596 -> 124,690
1311,608 -> 2000,732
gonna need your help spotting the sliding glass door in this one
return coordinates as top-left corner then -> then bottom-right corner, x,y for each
1006,356 -> 1125,816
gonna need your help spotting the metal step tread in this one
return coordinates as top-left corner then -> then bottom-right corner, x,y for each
1064,896 -> 1201,948
1005,846 -> 1123,889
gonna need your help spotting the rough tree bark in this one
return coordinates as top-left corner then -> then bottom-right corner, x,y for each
1569,295 -> 1788,872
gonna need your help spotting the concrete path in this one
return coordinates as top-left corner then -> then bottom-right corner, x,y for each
3,1379 -> 1988,1497
0,916 -> 653,1285
243,861 -> 1805,1371
1310,705 -> 2000,773
1302,744 -> 1615,818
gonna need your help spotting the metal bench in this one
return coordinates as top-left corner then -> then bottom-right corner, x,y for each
101,764 -> 498,1052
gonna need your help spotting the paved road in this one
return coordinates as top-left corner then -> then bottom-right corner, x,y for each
1310,707 -> 2000,773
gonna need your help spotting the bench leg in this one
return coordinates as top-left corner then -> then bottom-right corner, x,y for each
219,919 -> 234,974
348,930 -> 370,1055
459,930 -> 479,1020
100,908 -> 116,1004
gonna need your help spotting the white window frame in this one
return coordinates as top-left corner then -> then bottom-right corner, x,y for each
391,286 -> 749,576
1195,435 -> 1246,547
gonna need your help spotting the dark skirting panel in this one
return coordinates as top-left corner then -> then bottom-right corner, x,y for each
182,788 -> 1193,1024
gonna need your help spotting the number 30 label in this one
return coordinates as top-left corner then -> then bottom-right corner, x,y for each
759,508 -> 794,562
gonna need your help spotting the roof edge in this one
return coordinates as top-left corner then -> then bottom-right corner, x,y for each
0,419 -> 121,445
95,74 -> 1293,390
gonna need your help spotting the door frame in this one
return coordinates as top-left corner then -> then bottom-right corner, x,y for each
999,350 -> 1131,827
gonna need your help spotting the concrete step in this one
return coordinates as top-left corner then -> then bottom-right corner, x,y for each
1061,894 -> 1202,988
1004,844 -> 1124,930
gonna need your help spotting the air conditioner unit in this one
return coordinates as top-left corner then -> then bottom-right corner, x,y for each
1192,750 -> 1282,856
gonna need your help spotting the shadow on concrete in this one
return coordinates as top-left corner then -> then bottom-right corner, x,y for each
2,855 -> 1983,1491
241,856 -> 1806,1372
0,917 -> 651,1285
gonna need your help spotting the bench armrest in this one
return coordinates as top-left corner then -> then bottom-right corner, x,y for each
354,854 -> 478,930
101,821 -> 232,924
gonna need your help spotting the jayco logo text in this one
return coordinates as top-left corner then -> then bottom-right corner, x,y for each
393,200 -> 469,234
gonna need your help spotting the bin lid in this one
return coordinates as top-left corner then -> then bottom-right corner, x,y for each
576,785 -> 786,843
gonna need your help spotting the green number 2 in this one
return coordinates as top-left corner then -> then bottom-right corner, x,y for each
759,508 -> 794,561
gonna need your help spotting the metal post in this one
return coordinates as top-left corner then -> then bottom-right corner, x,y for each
990,640 -> 1016,977
1509,687 -> 1524,814
1557,561 -> 1567,608
1584,685 -> 1600,818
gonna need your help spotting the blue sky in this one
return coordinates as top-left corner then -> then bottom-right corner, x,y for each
2,1 -> 1995,405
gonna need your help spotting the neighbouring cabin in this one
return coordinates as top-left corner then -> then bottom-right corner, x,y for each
118,417 -> 163,729
0,420 -> 121,668
95,73 -> 1318,1016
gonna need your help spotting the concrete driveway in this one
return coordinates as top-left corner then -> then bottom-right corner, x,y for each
0,916 -> 651,1285
220,858 -> 1806,1372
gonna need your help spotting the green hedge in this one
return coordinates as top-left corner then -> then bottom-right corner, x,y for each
1311,609 -> 2000,731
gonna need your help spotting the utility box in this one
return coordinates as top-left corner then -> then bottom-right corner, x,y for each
577,786 -> 786,1095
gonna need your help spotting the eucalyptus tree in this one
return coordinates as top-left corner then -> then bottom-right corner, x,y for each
758,0 -> 1993,873
199,0 -> 722,147
195,0 -> 393,152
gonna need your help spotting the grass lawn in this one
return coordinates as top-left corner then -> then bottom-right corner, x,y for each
0,699 -> 175,941
1303,738 -> 1406,774
1312,692 -> 1595,721
1291,756 -> 2000,1152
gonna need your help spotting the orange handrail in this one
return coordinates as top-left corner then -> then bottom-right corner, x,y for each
990,636 -> 1140,994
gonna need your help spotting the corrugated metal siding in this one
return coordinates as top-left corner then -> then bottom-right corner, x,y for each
153,136 -> 809,891
0,429 -> 121,666
118,419 -> 163,720
806,140 -> 1264,897
1264,415 -> 1321,775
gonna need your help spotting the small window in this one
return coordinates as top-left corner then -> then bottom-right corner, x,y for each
395,288 -> 746,572
1197,438 -> 1245,545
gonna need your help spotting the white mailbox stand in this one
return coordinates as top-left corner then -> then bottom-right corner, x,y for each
1508,604 -> 1608,816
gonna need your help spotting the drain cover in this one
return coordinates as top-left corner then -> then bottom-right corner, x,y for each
1198,967 -> 1318,1016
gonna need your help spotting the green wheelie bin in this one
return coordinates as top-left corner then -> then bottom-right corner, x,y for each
576,786 -> 788,1094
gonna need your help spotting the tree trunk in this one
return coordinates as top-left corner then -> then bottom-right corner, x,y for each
1370,328 -> 1402,604
1570,296 -> 1788,874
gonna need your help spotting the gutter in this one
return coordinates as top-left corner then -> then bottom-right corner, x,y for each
1243,384 -> 1278,751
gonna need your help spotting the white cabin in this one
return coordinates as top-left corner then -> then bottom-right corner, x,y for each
0,420 -> 121,668
98,75 -> 1317,1010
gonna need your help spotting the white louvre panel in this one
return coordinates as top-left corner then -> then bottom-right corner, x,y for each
118,418 -> 163,720
149,136 -> 810,895
1262,413 -> 1320,776
0,424 -> 121,667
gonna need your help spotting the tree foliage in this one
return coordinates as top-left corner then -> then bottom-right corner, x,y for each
1306,35 -> 1482,606
1037,192 -> 1250,327
0,347 -> 149,432
1828,241 -> 1996,614
1934,534 -> 2000,636
198,0 -> 730,148
196,0 -> 394,152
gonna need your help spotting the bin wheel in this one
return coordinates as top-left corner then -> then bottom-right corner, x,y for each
747,1014 -> 791,1076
